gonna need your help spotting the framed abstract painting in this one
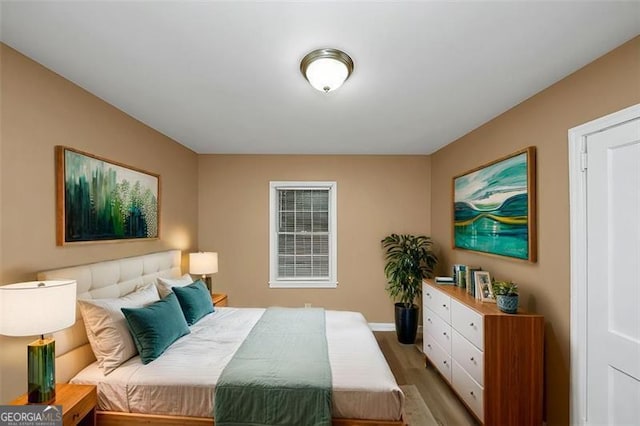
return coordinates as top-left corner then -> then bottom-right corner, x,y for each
452,146 -> 536,262
56,146 -> 160,245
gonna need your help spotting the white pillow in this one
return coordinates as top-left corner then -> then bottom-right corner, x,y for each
78,284 -> 160,375
155,273 -> 194,298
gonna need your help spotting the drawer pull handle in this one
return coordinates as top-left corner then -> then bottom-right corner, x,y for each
443,332 -> 447,336
427,344 -> 432,349
427,318 -> 432,322
443,360 -> 447,365
470,391 -> 475,397
470,357 -> 475,362
426,293 -> 431,297
442,304 -> 447,308
469,322 -> 474,327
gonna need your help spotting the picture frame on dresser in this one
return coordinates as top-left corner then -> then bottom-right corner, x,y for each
475,271 -> 495,303
452,146 -> 537,262
56,146 -> 160,245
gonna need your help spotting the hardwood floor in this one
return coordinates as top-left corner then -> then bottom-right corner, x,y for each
375,332 -> 479,426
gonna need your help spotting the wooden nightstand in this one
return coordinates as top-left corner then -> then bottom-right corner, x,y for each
12,383 -> 97,426
212,292 -> 228,307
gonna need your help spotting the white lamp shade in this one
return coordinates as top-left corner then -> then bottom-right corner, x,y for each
189,252 -> 218,275
0,280 -> 77,337
305,57 -> 350,92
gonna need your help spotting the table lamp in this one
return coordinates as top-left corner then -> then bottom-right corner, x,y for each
0,280 -> 77,403
189,252 -> 218,292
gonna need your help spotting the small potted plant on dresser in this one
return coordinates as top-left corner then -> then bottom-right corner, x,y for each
493,280 -> 519,314
381,234 -> 438,344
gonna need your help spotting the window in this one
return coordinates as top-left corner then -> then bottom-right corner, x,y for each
269,181 -> 337,288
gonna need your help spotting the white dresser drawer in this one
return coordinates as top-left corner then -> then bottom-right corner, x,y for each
424,307 -> 452,354
424,333 -> 452,383
451,299 -> 484,350
452,359 -> 484,422
423,332 -> 440,361
423,332 -> 436,357
423,282 -> 451,323
452,329 -> 484,386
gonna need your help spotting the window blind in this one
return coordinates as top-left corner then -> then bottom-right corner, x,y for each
277,189 -> 330,279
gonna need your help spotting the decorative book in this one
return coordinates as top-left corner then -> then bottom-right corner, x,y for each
435,276 -> 455,285
453,264 -> 467,288
465,266 -> 482,297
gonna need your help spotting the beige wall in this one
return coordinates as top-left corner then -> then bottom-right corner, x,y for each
430,36 -> 640,425
1,33 -> 638,421
198,155 -> 431,322
0,44 -> 199,402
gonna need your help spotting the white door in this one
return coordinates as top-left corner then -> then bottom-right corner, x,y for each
586,116 -> 640,425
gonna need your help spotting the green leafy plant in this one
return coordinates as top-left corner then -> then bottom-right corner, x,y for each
492,280 -> 518,296
381,234 -> 438,307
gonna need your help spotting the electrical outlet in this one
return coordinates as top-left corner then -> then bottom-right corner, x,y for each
304,303 -> 311,308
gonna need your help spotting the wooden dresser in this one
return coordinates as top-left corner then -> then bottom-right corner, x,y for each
422,279 -> 544,425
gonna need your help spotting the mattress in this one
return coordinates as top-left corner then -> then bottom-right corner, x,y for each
70,307 -> 404,421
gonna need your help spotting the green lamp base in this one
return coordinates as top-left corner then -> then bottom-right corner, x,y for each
27,337 -> 56,404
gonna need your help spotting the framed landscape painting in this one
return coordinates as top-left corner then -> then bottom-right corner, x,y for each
56,146 -> 160,245
452,146 -> 536,262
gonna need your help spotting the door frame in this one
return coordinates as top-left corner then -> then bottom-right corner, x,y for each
568,103 -> 640,425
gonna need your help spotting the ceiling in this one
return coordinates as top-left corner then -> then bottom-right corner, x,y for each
1,1 -> 638,155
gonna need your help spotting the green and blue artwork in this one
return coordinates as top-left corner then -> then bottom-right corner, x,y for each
60,148 -> 159,243
453,147 -> 536,261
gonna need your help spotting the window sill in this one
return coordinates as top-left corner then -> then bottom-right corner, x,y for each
269,281 -> 338,289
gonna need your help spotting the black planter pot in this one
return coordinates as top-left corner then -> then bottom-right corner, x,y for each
394,302 -> 419,344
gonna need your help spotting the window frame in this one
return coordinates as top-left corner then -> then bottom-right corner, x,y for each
269,181 -> 338,288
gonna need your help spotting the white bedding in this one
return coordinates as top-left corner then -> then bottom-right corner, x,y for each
70,307 -> 404,421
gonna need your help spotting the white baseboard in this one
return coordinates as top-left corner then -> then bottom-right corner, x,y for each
368,323 -> 395,331
368,323 -> 424,333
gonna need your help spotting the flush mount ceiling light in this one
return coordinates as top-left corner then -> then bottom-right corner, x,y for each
300,48 -> 354,93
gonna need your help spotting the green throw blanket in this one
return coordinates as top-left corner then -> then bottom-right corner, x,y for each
214,307 -> 332,426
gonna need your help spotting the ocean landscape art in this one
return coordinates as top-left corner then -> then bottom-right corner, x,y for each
453,147 -> 536,261
56,147 -> 159,244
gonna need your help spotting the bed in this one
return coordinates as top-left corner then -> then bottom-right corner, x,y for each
38,250 -> 405,426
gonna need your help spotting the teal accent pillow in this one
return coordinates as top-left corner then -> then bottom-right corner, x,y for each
121,293 -> 190,364
172,279 -> 214,325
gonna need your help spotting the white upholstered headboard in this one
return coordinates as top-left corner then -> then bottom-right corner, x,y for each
37,250 -> 182,383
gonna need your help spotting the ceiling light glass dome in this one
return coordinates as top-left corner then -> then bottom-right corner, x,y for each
300,48 -> 354,93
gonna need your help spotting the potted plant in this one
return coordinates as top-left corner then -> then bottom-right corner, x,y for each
381,234 -> 438,344
492,280 -> 519,314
